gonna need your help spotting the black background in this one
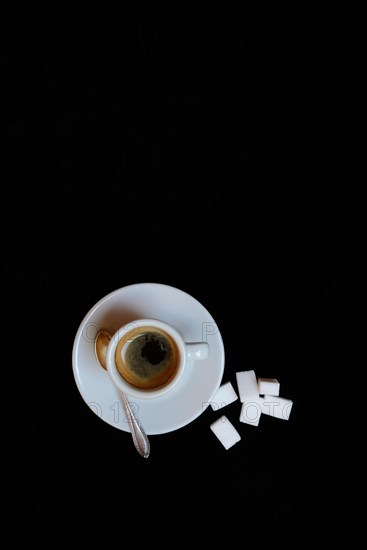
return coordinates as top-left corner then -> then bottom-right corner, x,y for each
4,2 -> 363,544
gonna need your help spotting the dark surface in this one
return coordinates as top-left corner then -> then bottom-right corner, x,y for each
4,3 -> 362,544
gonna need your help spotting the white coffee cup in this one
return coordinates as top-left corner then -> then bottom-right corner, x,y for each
105,318 -> 209,399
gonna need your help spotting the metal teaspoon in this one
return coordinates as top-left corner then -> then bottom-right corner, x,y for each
94,330 -> 151,458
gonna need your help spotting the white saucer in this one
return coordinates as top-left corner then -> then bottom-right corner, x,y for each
72,283 -> 225,435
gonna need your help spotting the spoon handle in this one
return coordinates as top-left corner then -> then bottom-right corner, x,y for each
120,391 -> 150,458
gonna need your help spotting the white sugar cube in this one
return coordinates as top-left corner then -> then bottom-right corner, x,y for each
257,377 -> 280,396
210,415 -> 241,450
262,395 -> 293,420
210,381 -> 238,410
239,396 -> 264,426
236,370 -> 259,402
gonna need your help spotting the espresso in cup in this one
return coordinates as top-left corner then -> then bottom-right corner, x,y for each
106,318 -> 209,399
115,325 -> 180,390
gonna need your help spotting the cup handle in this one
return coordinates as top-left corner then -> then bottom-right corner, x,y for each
185,342 -> 210,360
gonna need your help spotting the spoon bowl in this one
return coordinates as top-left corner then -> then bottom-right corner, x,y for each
94,330 -> 110,370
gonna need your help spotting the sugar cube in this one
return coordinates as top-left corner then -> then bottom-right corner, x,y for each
210,415 -> 241,450
210,381 -> 238,410
257,377 -> 280,396
262,395 -> 293,420
236,370 -> 259,402
239,396 -> 264,426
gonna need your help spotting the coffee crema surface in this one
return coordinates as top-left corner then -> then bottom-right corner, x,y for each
115,327 -> 180,390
